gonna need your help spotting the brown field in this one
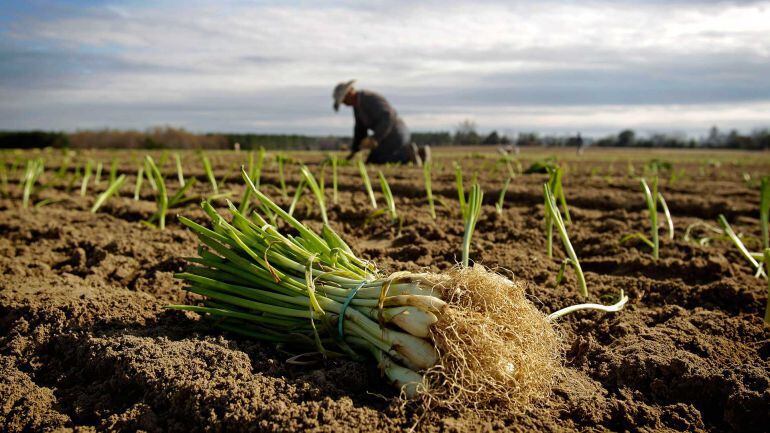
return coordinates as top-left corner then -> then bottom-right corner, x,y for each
1,147 -> 769,432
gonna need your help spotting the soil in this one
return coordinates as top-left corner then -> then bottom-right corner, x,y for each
1,147 -> 769,432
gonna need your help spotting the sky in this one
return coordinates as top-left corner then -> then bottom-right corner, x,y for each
1,0 -> 770,137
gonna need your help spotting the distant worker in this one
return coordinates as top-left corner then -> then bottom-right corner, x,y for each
576,132 -> 585,155
332,80 -> 429,165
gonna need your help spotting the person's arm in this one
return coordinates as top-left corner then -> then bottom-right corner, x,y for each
347,117 -> 368,159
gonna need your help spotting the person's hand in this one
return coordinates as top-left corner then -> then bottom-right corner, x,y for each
361,136 -> 377,149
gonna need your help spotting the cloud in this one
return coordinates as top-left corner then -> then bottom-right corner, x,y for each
1,0 -> 769,135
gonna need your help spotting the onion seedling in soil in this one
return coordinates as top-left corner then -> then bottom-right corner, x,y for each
495,177 -> 512,216
761,177 -> 770,249
546,166 -> 571,224
94,161 -> 103,186
544,167 -> 571,258
357,159 -> 377,209
544,183 -> 587,297
91,174 -> 126,213
301,165 -> 328,224
378,171 -> 398,222
657,190 -> 674,240
718,214 -> 765,278
80,159 -> 93,197
621,177 -> 672,260
22,158 -> 44,209
175,153 -> 185,187
169,167 -> 627,412
683,221 -> 722,246
133,166 -> 144,201
108,158 -> 118,185
239,148 -> 265,214
145,156 -> 168,229
199,152 -> 218,194
288,177 -> 306,217
423,162 -> 436,219
144,157 -> 200,229
142,158 -> 157,191
461,184 -> 483,267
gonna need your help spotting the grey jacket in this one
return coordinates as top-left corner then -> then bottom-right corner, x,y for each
351,90 -> 407,153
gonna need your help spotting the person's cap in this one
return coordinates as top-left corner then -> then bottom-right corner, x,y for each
332,79 -> 356,112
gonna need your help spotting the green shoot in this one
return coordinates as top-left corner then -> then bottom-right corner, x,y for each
94,161 -> 103,186
461,184 -> 483,267
80,159 -> 93,197
134,166 -> 144,200
22,159 -> 44,208
200,152 -> 218,194
145,156 -> 168,229
455,162 -> 466,218
683,221 -> 722,245
300,165 -> 328,224
641,177 -> 659,260
764,249 -> 770,326
357,159 -> 377,209
318,163 -> 326,199
657,191 -> 674,240
546,166 -> 571,224
627,160 -> 635,177
288,177 -> 307,217
495,177 -> 512,215
175,153 -> 185,187
143,157 -> 157,191
331,155 -> 339,204
622,177 -> 672,256
718,214 -> 764,276
239,147 -> 266,213
423,162 -> 436,219
277,154 -> 288,198
109,158 -> 118,185
544,193 -> 554,258
378,171 -> 397,221
761,177 -> 770,249
544,183 -> 587,297
91,174 -> 126,213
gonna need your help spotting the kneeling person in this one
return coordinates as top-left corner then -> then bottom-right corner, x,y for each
333,80 -> 428,165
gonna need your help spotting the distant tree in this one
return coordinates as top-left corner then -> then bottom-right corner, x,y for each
516,132 -> 539,147
705,125 -> 723,147
753,128 -> 770,150
482,130 -> 500,145
454,120 -> 480,145
617,129 -> 635,147
412,131 -> 453,146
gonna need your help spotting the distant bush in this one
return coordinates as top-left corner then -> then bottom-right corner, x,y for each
0,131 -> 69,149
69,126 -> 227,149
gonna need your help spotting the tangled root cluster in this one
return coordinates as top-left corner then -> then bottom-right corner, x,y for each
421,265 -> 561,412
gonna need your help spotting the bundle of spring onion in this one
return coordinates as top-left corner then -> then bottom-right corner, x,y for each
169,167 -> 621,411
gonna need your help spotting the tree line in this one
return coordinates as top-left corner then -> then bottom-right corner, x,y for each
1,124 -> 769,150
